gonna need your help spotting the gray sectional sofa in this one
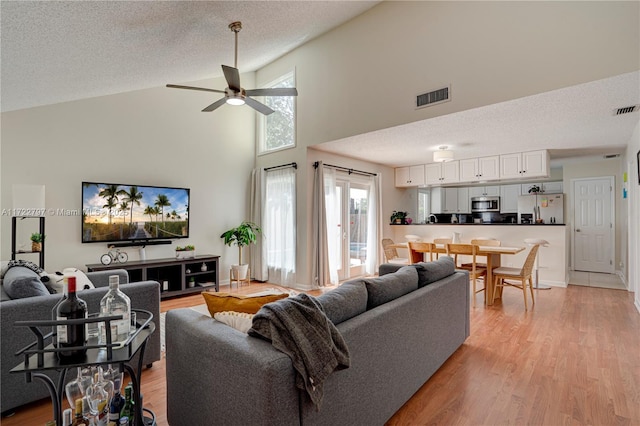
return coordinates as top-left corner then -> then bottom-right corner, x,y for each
166,256 -> 470,426
0,269 -> 161,415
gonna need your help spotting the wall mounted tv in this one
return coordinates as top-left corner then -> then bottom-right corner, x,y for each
81,182 -> 190,244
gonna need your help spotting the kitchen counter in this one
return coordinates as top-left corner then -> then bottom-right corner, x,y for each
389,224 -> 569,287
391,223 -> 565,226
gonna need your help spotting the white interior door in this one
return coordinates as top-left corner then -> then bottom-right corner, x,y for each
572,177 -> 614,273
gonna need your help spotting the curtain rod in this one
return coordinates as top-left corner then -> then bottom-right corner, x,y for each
313,161 -> 377,177
264,162 -> 297,172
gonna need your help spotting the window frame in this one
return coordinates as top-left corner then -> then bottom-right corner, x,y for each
257,69 -> 297,156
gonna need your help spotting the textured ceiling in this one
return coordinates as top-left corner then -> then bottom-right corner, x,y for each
0,0 -> 380,112
1,1 -> 638,167
314,71 -> 640,167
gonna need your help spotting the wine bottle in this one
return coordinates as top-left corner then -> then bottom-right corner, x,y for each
56,276 -> 87,361
71,398 -> 90,426
120,385 -> 135,425
99,275 -> 131,345
51,277 -> 69,348
108,388 -> 125,425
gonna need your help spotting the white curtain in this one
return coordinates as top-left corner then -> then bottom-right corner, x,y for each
323,168 -> 339,284
365,174 -> 381,275
250,168 -> 268,281
264,167 -> 296,286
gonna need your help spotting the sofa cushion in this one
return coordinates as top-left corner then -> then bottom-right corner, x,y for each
213,311 -> 255,333
414,256 -> 456,288
316,279 -> 368,325
3,266 -> 50,299
363,266 -> 419,309
202,292 -> 288,315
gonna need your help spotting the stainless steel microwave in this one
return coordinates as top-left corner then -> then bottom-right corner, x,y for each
471,196 -> 500,212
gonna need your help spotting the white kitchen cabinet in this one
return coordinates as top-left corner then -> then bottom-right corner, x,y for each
500,150 -> 549,179
468,186 -> 500,198
459,156 -> 500,183
521,181 -> 563,195
542,181 -> 563,193
395,165 -> 425,187
500,184 -> 522,213
425,161 -> 460,185
430,187 -> 469,214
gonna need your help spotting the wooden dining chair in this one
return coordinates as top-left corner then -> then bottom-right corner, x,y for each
446,243 -> 487,307
432,238 -> 452,259
492,244 -> 540,311
381,238 -> 409,264
460,238 -> 501,270
407,241 -> 435,264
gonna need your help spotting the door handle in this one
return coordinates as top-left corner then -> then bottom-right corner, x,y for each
576,229 -> 581,232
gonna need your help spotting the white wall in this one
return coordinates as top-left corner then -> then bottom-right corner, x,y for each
626,122 -> 640,311
1,74 -> 257,278
254,1 -> 639,287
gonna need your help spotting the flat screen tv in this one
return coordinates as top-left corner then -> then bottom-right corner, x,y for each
81,181 -> 189,244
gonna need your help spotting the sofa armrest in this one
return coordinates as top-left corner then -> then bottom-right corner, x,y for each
86,269 -> 129,288
166,309 -> 299,426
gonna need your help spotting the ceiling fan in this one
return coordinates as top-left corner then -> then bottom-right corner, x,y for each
167,21 -> 298,115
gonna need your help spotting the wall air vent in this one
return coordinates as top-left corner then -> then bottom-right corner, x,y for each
416,86 -> 450,109
615,105 -> 639,115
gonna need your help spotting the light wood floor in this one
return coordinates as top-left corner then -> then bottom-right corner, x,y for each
3,281 -> 639,425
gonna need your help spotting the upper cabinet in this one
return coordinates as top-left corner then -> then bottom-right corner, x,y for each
500,184 -> 522,213
459,156 -> 500,183
395,165 -> 425,187
500,150 -> 550,179
425,161 -> 460,185
468,185 -> 500,198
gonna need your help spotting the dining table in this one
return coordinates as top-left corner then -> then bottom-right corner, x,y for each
390,242 -> 526,305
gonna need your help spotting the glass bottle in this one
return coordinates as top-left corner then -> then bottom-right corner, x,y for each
71,398 -> 90,426
56,276 -> 88,360
99,275 -> 131,345
109,386 -> 125,425
119,385 -> 134,425
62,408 -> 73,426
51,277 -> 69,347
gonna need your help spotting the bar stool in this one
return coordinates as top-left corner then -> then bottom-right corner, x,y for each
524,238 -> 550,290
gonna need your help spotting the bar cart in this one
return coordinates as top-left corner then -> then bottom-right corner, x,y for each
10,309 -> 156,426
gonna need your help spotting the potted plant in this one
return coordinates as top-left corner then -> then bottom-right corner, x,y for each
175,244 -> 195,259
390,211 -> 408,225
30,233 -> 44,252
220,221 -> 262,280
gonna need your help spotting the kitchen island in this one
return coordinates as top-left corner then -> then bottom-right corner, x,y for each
390,224 -> 568,287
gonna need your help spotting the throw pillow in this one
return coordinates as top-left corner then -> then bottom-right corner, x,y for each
202,292 -> 288,316
316,279 -> 368,325
363,266 -> 418,309
415,256 -> 455,287
3,266 -> 50,299
46,272 -> 66,293
62,268 -> 95,290
213,311 -> 255,333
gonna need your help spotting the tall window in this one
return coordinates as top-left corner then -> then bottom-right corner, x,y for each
264,167 -> 296,286
258,71 -> 296,155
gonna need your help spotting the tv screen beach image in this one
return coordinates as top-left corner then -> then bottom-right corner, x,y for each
82,182 -> 189,243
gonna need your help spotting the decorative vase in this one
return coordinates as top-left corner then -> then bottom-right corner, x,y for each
31,242 -> 42,252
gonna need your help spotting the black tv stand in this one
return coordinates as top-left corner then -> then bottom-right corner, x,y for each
109,240 -> 172,248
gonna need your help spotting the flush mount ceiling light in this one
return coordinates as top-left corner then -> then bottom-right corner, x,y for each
433,146 -> 454,162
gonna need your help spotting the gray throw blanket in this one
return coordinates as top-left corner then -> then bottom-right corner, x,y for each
248,293 -> 350,409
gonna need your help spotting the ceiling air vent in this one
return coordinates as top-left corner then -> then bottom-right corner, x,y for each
416,86 -> 450,109
615,105 -> 639,115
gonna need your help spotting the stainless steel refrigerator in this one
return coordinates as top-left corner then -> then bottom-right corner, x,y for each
517,193 -> 564,224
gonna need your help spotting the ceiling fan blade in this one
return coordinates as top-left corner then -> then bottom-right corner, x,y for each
201,97 -> 228,112
222,65 -> 241,92
166,84 -> 226,94
244,97 -> 275,115
245,88 -> 298,97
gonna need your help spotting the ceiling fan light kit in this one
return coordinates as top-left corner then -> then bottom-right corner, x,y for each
166,21 -> 298,115
433,146 -> 454,162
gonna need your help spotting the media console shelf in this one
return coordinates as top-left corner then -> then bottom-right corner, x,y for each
87,255 -> 220,299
